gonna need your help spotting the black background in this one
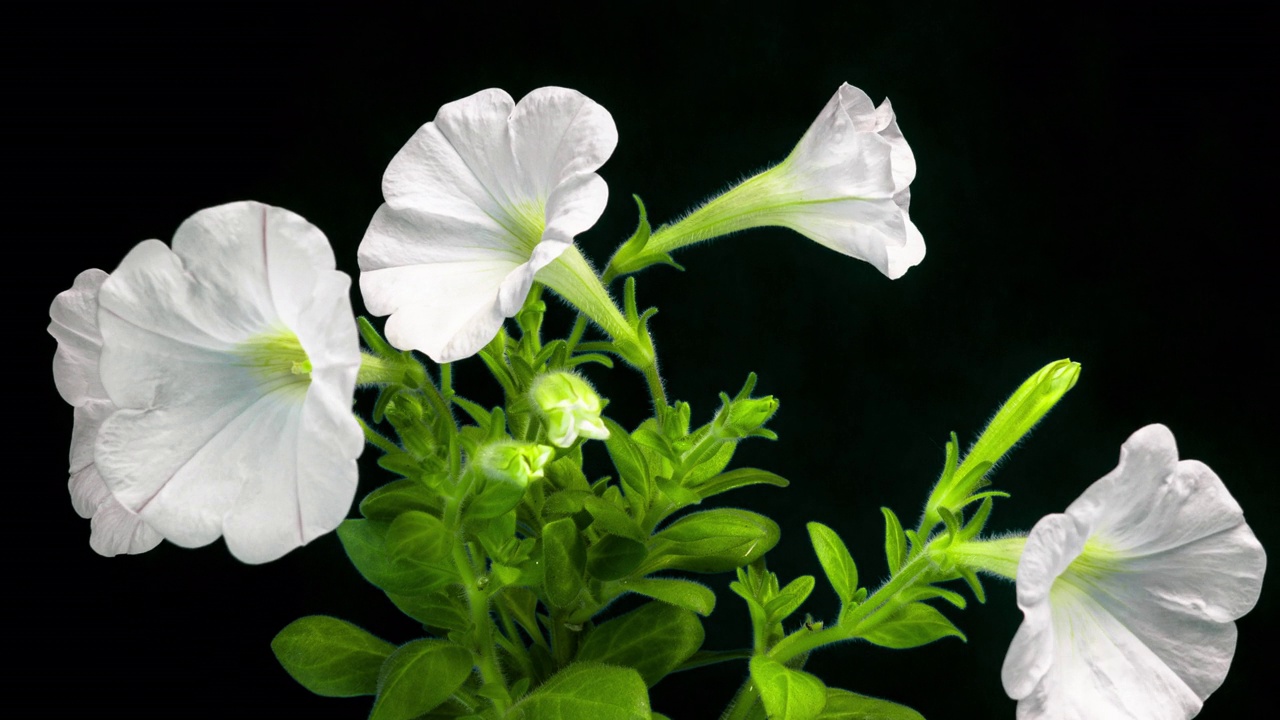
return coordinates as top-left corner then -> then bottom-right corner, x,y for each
6,2 -> 1276,718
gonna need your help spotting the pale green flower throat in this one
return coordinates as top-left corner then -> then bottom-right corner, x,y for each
236,328 -> 312,393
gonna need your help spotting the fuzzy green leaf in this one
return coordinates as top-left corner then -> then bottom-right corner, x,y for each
807,522 -> 859,605
543,517 -> 587,608
816,688 -> 925,719
860,602 -> 966,649
749,655 -> 827,720
506,663 -> 650,720
640,509 -> 779,574
271,616 -> 395,697
576,602 -> 704,686
370,639 -> 472,720
880,508 -> 907,574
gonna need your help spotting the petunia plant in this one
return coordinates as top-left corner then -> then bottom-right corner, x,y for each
49,85 -> 1265,719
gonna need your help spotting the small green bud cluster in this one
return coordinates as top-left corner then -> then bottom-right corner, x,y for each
530,371 -> 610,448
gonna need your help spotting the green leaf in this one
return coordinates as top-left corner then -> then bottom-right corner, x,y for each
338,519 -> 454,595
680,439 -> 736,485
271,616 -> 395,697
749,655 -> 827,720
764,575 -> 815,624
691,467 -> 789,500
506,662 -> 650,720
386,511 -> 451,562
880,508 -> 907,574
621,577 -> 717,616
587,535 -> 648,581
604,418 -> 651,504
860,602 -> 966,649
807,522 -> 859,605
386,590 -> 471,632
543,517 -> 587,608
370,639 -> 473,720
576,602 -> 704,687
640,509 -> 779,574
360,478 -> 443,520
816,688 -> 925,720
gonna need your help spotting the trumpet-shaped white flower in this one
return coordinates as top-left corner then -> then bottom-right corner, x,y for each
89,201 -> 363,564
625,83 -> 924,280
1003,424 -> 1265,720
50,269 -> 163,557
359,86 -> 618,363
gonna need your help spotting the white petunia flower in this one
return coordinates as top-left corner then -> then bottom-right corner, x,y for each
623,83 -> 924,280
1003,424 -> 1266,720
90,201 -> 363,564
358,86 -> 618,363
49,269 -> 163,557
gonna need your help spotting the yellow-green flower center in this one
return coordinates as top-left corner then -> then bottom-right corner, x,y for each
236,328 -> 312,395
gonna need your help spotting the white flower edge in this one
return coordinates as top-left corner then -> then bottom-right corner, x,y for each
93,201 -> 363,564
1003,424 -> 1266,720
358,86 -> 618,363
49,269 -> 163,557
773,82 -> 924,279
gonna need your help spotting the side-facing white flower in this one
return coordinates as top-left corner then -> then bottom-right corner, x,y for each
1003,424 -> 1265,720
90,201 -> 363,564
50,269 -> 163,557
359,86 -> 618,363
615,83 -> 924,280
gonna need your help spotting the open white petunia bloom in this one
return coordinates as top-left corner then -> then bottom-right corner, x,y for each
622,83 -> 923,280
92,201 -> 363,564
1003,424 -> 1266,720
50,269 -> 163,557
358,86 -> 619,363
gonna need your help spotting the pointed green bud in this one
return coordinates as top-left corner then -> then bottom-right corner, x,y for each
924,359 -> 1079,528
712,373 -> 779,440
964,359 -> 1079,473
530,371 -> 610,448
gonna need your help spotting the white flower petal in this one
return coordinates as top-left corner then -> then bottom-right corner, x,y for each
1004,424 -> 1266,719
1003,513 -> 1088,700
359,87 -> 616,362
94,201 -> 360,563
87,487 -> 165,557
49,269 -> 110,406
1016,586 -> 1203,720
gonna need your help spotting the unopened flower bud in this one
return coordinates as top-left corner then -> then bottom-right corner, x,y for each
530,372 -> 610,448
469,442 -> 553,519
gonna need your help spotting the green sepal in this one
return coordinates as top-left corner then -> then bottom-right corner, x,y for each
880,508 -> 907,574
575,602 -> 704,687
959,566 -> 987,604
764,575 -> 816,625
860,602 -> 966,649
807,522 -> 859,605
691,468 -> 790,500
543,517 -> 588,608
620,577 -> 717,616
360,477 -> 444,520
583,494 -> 646,542
816,688 -> 925,720
901,584 -> 968,610
370,639 -> 473,720
587,535 -> 648,580
505,662 -> 651,720
749,655 -> 827,720
271,615 -> 395,697
338,519 -> 453,595
639,509 -> 779,574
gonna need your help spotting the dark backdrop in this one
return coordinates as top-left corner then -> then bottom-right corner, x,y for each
7,2 -> 1275,718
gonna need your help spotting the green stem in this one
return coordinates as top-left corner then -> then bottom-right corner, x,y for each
723,551 -> 940,720
550,612 -> 577,670
445,499 -> 508,711
947,536 -> 1025,581
642,360 -> 669,415
356,351 -> 403,386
